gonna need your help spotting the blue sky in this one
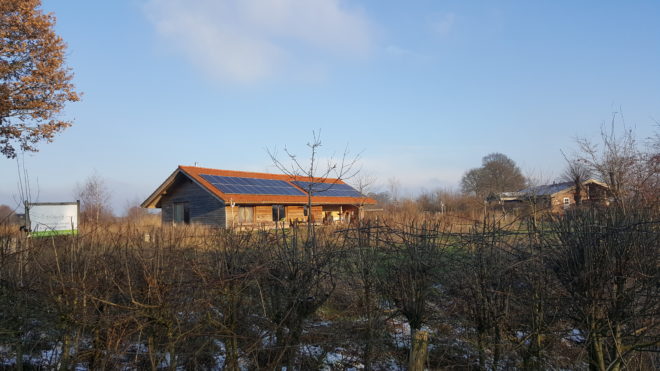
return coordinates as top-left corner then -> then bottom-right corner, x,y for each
1,0 -> 659,213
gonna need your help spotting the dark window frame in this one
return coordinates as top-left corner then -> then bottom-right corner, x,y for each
173,202 -> 190,224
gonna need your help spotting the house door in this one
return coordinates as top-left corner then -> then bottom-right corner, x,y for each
173,202 -> 190,224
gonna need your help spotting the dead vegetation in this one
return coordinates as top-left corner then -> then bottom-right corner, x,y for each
0,200 -> 658,370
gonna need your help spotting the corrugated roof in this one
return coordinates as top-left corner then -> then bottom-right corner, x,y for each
509,179 -> 609,198
518,181 -> 574,196
143,166 -> 376,208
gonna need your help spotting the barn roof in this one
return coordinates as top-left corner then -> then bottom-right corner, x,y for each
500,179 -> 609,200
518,181 -> 575,196
142,166 -> 376,208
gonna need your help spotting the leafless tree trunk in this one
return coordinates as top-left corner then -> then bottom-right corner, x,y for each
573,113 -> 648,209
378,220 -> 448,369
74,171 -> 112,224
268,130 -> 360,240
254,226 -> 339,369
351,173 -> 376,221
561,150 -> 592,205
543,204 -> 659,370
342,220 -> 388,370
449,220 -> 517,370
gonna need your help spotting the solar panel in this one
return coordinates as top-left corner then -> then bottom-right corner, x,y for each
291,181 -> 364,198
200,175 -> 306,196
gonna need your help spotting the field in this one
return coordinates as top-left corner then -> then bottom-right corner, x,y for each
0,205 -> 658,370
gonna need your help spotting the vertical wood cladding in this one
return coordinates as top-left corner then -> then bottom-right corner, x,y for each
287,205 -> 305,222
160,174 -> 226,226
223,204 -> 353,226
550,189 -> 574,213
158,171 -> 362,228
255,205 -> 272,223
311,206 -> 323,222
548,183 -> 610,213
225,206 -> 237,225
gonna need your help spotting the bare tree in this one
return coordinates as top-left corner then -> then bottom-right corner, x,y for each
268,130 -> 360,232
75,171 -> 112,224
0,204 -> 13,222
461,153 -> 526,198
253,227 -> 340,369
449,221 -> 518,369
13,155 -> 39,210
350,173 -> 377,221
561,151 -> 592,205
636,121 -> 660,204
123,197 -> 151,223
574,113 -> 641,208
378,221 -> 448,370
460,168 -> 481,196
544,205 -> 660,371
264,132 -> 358,368
342,222 -> 388,370
387,177 -> 401,204
367,191 -> 392,206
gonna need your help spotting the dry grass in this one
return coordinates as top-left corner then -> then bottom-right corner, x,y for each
0,205 -> 657,370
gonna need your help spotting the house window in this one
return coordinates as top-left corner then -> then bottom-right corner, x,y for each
563,197 -> 570,209
173,202 -> 190,224
272,205 -> 286,221
238,206 -> 254,223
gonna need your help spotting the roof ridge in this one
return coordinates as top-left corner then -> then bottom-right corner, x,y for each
179,165 -> 345,183
179,165 -> 281,177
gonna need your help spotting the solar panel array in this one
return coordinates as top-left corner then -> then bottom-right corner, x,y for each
200,174 -> 306,196
291,181 -> 364,198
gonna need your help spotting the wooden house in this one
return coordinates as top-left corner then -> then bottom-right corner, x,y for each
499,179 -> 610,213
141,166 -> 376,227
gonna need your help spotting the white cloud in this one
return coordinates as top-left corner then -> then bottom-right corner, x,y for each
430,12 -> 456,37
144,0 -> 372,84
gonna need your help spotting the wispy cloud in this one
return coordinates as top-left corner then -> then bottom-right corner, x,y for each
144,0 -> 372,84
430,12 -> 456,37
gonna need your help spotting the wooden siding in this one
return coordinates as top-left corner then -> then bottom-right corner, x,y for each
161,175 -> 226,226
224,206 -> 239,225
549,183 -> 610,213
224,206 -> 268,225
322,205 -> 342,212
224,204 -> 330,226
499,181 -> 610,215
311,206 -> 323,223
550,189 -> 574,213
586,183 -> 610,203
287,205 -> 305,222
255,206 -> 272,223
